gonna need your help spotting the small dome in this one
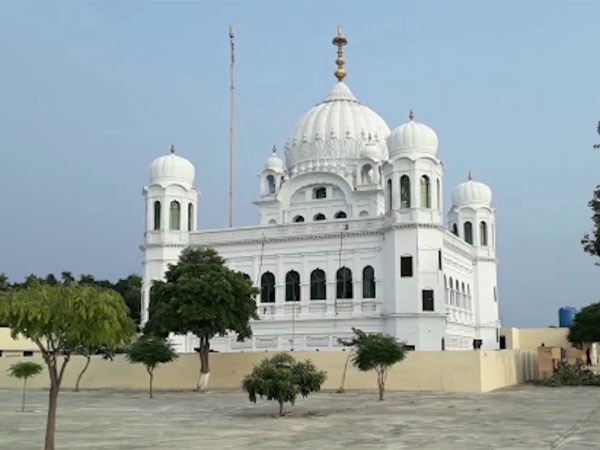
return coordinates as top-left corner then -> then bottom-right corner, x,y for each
265,146 -> 284,172
150,146 -> 195,185
452,178 -> 492,206
284,82 -> 390,171
387,114 -> 438,156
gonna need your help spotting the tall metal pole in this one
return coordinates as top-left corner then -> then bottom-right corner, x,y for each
228,25 -> 235,227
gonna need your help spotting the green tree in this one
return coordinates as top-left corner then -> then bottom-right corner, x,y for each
60,271 -> 75,285
145,247 -> 258,391
568,303 -> 600,346
0,284 -> 135,450
113,275 -> 142,325
8,361 -> 43,412
125,335 -> 177,398
44,274 -> 58,286
0,273 -> 11,291
242,353 -> 326,416
342,328 -> 407,401
583,122 -> 600,262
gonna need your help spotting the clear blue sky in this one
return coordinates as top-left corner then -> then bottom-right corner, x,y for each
1,1 -> 599,327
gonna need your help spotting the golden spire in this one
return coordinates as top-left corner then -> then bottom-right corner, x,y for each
170,144 -> 175,154
332,25 -> 348,82
409,110 -> 414,121
468,172 -> 472,181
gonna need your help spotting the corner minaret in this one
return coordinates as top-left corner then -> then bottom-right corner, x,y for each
141,145 -> 199,324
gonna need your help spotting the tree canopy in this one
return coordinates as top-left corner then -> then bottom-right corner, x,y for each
8,361 -> 43,412
568,303 -> 600,345
126,335 -> 177,398
0,284 -> 135,450
242,352 -> 326,416
341,328 -> 406,400
145,247 -> 258,390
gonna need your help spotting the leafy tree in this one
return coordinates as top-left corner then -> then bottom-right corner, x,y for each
8,361 -> 43,412
23,274 -> 43,287
113,275 -> 142,325
60,271 -> 75,285
594,121 -> 600,149
0,284 -> 135,450
145,247 -> 258,390
44,274 -> 58,286
242,353 -> 326,416
0,273 -> 11,291
341,328 -> 407,401
125,335 -> 177,398
581,186 -> 600,264
568,303 -> 600,345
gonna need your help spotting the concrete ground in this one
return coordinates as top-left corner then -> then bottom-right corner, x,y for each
1,386 -> 599,450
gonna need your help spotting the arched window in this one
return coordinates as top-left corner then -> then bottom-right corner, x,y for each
334,211 -> 347,219
420,175 -> 431,208
362,266 -> 376,299
464,221 -> 473,244
187,203 -> 194,231
359,210 -> 369,217
361,164 -> 373,184
480,221 -> 488,246
387,179 -> 393,211
260,272 -> 275,303
153,201 -> 161,230
169,201 -> 181,230
336,267 -> 353,299
436,178 -> 441,209
313,187 -> 327,199
268,219 -> 277,225
444,275 -> 449,305
293,215 -> 305,223
314,213 -> 326,221
310,269 -> 326,300
449,277 -> 454,305
452,223 -> 459,236
266,175 -> 276,194
400,175 -> 411,208
285,270 -> 300,302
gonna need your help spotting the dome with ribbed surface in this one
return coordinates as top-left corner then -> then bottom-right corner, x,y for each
452,179 -> 492,206
284,82 -> 390,172
150,149 -> 195,185
387,118 -> 438,157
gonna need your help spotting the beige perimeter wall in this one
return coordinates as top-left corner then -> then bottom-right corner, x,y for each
0,349 -> 537,393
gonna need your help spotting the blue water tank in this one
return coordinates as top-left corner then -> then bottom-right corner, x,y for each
558,306 -> 577,328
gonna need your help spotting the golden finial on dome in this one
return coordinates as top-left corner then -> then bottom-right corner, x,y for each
468,172 -> 472,181
272,145 -> 277,154
409,110 -> 414,121
332,25 -> 348,82
170,144 -> 175,154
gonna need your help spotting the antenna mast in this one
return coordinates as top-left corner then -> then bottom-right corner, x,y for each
228,24 -> 236,227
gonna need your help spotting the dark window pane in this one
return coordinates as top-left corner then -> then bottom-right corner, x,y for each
400,256 -> 413,277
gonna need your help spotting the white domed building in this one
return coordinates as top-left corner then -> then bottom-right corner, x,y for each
141,29 -> 500,352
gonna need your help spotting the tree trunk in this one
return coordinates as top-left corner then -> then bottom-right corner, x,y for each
196,336 -> 211,391
337,350 -> 353,393
21,379 -> 27,412
75,355 -> 91,392
45,380 -> 59,450
148,370 -> 154,399
279,400 -> 284,417
377,370 -> 385,401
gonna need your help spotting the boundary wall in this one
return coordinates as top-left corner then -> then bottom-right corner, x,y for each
0,350 -> 537,393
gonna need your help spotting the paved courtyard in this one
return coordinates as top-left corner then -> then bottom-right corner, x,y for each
1,385 -> 599,449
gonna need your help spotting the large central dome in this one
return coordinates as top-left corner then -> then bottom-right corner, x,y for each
284,82 -> 390,174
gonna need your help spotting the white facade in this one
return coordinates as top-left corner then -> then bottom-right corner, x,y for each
140,32 -> 500,353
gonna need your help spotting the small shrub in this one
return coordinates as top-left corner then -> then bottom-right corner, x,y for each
243,353 -> 326,416
536,362 -> 600,387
